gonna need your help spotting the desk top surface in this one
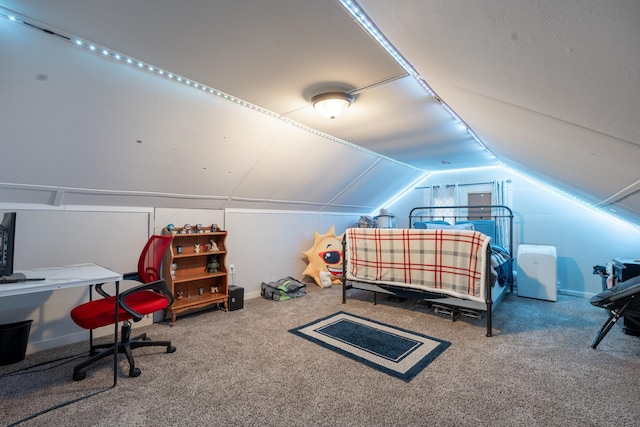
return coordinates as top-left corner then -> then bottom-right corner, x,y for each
0,263 -> 123,297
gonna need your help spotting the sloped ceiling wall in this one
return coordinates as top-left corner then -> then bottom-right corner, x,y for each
0,4 -> 427,213
0,1 -> 639,224
359,0 -> 640,222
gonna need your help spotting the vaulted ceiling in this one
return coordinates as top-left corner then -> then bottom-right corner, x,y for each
1,1 -> 639,223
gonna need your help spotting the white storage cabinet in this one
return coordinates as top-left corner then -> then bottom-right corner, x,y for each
517,245 -> 557,302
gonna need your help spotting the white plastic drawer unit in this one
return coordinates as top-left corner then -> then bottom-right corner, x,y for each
517,244 -> 557,302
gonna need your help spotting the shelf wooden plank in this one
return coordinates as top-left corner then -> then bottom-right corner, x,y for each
173,271 -> 226,283
172,250 -> 225,259
173,292 -> 227,310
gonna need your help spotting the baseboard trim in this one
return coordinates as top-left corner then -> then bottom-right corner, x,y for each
558,289 -> 591,299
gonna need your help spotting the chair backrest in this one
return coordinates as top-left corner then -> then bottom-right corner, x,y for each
137,235 -> 173,283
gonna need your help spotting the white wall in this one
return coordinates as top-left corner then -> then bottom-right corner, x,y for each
0,205 -> 153,354
224,209 -> 357,299
0,204 -> 362,355
386,166 -> 640,297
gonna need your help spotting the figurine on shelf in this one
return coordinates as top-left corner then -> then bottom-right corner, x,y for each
194,243 -> 200,253
171,263 -> 177,279
210,224 -> 218,232
176,291 -> 184,300
210,285 -> 216,294
205,239 -> 219,251
206,255 -> 219,273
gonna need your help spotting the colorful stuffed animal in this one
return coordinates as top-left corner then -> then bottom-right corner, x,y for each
302,225 -> 344,287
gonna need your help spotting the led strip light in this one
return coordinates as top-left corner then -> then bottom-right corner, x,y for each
0,6 -> 422,171
338,0 -> 494,157
505,168 -> 640,232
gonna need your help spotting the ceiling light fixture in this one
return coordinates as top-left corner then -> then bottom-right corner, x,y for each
311,92 -> 354,119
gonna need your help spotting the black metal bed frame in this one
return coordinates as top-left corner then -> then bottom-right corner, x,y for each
342,204 -> 514,337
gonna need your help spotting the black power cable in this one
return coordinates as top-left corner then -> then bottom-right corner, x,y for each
2,353 -> 116,426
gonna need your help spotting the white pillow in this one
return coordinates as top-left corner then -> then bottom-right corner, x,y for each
425,223 -> 475,230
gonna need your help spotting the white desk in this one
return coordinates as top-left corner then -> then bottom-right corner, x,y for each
0,263 -> 123,297
0,263 -> 123,385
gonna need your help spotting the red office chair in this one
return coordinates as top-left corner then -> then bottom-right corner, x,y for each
70,235 -> 175,381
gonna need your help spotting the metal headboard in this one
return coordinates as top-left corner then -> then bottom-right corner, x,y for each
409,204 -> 514,256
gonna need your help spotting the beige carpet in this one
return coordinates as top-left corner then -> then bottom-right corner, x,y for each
1,284 -> 639,426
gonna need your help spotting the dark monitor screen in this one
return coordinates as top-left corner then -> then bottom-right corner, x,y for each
1,212 -> 16,277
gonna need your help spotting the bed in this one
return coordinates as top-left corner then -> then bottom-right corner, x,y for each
341,205 -> 514,337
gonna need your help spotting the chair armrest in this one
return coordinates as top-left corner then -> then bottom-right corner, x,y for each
118,279 -> 175,321
95,271 -> 140,297
122,271 -> 140,281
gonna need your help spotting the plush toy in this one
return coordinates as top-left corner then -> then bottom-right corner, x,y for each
302,225 -> 344,288
206,255 -> 219,273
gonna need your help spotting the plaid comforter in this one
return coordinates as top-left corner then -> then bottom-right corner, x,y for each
345,228 -> 490,302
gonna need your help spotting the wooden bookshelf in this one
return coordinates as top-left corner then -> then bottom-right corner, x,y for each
162,225 -> 228,326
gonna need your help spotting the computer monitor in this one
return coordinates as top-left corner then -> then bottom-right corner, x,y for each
1,212 -> 16,277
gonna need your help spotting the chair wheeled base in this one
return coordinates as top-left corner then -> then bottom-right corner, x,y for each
73,320 -> 176,381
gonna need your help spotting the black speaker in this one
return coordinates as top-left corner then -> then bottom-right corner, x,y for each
228,286 -> 244,311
